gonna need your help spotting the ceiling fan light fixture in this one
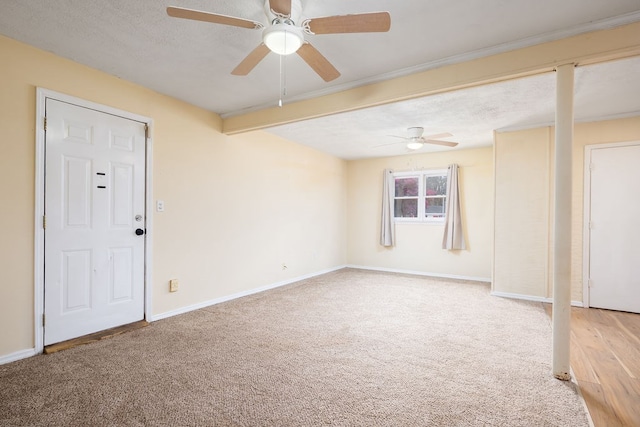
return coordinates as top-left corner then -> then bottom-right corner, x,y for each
407,141 -> 424,150
263,23 -> 303,55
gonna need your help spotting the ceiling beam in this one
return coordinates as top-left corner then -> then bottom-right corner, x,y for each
222,20 -> 640,135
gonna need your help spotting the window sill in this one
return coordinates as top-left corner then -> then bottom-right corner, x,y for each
394,220 -> 445,226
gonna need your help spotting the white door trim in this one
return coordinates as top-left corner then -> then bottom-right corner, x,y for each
34,88 -> 154,354
582,140 -> 640,308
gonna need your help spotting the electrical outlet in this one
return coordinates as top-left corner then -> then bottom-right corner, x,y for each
169,279 -> 179,292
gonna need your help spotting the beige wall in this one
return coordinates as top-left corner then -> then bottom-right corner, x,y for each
0,35 -> 347,358
346,147 -> 494,280
494,116 -> 640,302
493,127 -> 552,297
3,29 -> 637,360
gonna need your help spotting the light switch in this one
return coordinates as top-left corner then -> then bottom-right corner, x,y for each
156,200 -> 165,212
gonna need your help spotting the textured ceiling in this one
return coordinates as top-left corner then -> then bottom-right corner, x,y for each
265,56 -> 640,159
1,1 -> 639,159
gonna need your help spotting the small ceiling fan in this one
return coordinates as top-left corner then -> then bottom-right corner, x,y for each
167,0 -> 391,82
378,127 -> 459,150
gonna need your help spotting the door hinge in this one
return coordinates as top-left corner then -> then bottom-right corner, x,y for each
144,123 -> 149,138
589,162 -> 595,171
43,215 -> 47,229
44,117 -> 47,131
588,279 -> 593,288
42,314 -> 46,326
589,221 -> 594,230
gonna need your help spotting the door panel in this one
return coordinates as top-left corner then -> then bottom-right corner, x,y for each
110,247 -> 134,302
45,99 -> 146,345
588,143 -> 640,313
112,163 -> 134,226
62,250 -> 92,311
64,156 -> 92,227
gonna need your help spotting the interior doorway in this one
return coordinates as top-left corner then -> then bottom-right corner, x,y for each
584,141 -> 640,313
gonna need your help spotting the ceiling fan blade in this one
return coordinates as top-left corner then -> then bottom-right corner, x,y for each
296,43 -> 340,82
423,132 -> 453,140
167,6 -> 263,29
423,139 -> 459,147
303,12 -> 391,35
373,141 -> 404,148
269,0 -> 292,17
231,44 -> 271,76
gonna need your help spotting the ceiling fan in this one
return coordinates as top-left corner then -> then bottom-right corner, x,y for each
378,127 -> 459,150
166,0 -> 391,82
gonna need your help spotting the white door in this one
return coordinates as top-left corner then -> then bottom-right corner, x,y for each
44,99 -> 146,345
588,143 -> 640,313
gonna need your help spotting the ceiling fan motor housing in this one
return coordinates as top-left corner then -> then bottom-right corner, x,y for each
264,0 -> 302,22
407,126 -> 424,138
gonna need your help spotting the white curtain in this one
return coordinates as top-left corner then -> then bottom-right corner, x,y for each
442,164 -> 466,250
380,169 -> 395,247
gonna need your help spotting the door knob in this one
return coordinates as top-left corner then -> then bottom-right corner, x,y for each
135,228 -> 145,236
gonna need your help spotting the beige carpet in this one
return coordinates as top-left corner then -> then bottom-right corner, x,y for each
0,269 -> 589,426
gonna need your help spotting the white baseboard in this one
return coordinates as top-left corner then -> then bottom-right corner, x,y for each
149,265 -> 347,322
0,348 -> 38,365
1,266 -> 347,364
346,265 -> 491,283
491,291 -> 583,307
1,267 -> 583,365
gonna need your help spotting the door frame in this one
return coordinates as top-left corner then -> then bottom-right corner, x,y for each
582,140 -> 640,308
34,88 -> 154,353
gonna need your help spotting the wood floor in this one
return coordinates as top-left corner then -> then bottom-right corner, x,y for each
546,305 -> 640,427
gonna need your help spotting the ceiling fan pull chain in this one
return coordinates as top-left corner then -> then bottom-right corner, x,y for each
279,53 -> 283,107
283,53 -> 287,98
279,46 -> 288,108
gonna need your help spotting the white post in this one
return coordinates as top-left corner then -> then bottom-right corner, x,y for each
552,63 -> 574,381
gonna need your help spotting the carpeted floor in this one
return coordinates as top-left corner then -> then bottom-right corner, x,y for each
0,269 -> 589,426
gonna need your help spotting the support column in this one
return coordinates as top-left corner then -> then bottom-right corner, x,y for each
552,63 -> 574,381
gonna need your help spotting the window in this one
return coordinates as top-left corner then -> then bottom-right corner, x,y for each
393,169 -> 447,223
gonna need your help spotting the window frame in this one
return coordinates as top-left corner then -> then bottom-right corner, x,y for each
393,169 -> 448,224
